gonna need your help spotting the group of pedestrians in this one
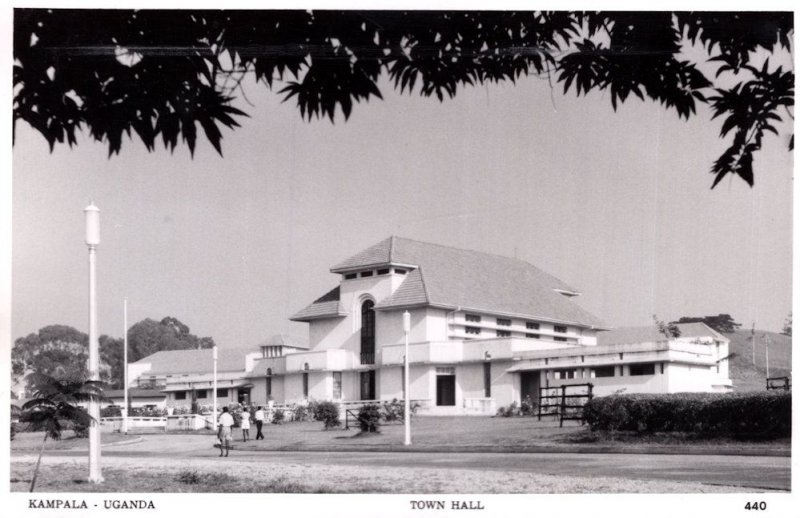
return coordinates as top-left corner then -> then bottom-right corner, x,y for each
216,405 -> 267,457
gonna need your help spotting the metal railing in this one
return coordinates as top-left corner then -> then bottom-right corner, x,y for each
766,376 -> 791,391
538,383 -> 593,427
360,352 -> 375,365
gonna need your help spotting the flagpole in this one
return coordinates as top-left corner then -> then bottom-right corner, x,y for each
123,298 -> 129,434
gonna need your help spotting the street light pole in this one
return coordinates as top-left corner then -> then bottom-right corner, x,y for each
212,346 -> 218,430
403,310 -> 411,446
122,297 -> 128,435
84,203 -> 103,483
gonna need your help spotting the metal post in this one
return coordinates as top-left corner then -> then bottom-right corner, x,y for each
212,346 -> 218,430
765,334 -> 770,378
84,203 -> 103,483
751,323 -> 755,366
403,310 -> 411,446
122,298 -> 128,435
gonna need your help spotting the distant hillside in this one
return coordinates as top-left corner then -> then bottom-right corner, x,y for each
724,330 -> 792,392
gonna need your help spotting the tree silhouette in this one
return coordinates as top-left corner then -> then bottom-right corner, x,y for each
13,10 -> 793,187
19,373 -> 107,491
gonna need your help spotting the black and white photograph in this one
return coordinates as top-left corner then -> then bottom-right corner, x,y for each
4,3 -> 796,516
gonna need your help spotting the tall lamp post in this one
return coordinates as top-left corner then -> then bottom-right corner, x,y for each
84,203 -> 103,483
122,297 -> 129,435
212,346 -> 218,430
403,310 -> 411,446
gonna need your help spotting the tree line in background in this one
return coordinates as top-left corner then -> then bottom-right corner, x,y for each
13,10 -> 793,188
11,316 -> 215,395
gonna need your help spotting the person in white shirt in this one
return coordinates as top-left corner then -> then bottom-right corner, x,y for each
254,406 -> 265,440
218,407 -> 234,457
240,408 -> 251,442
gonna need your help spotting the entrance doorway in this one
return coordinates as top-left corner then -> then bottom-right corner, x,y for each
238,387 -> 251,405
520,371 -> 540,403
436,375 -> 456,406
360,370 -> 376,400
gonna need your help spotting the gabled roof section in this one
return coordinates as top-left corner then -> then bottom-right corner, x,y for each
290,286 -> 346,322
363,237 -> 604,328
598,322 -> 729,346
132,347 -> 258,375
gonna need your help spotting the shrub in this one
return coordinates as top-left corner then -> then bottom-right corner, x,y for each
292,404 -> 309,422
312,401 -> 341,430
520,395 -> 537,416
10,423 -> 16,441
496,401 -> 519,417
357,403 -> 382,433
583,392 -> 791,439
271,409 -> 285,425
101,406 -> 122,418
381,399 -> 403,422
72,422 -> 89,438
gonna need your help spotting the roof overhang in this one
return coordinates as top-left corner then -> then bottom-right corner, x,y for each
330,262 -> 418,274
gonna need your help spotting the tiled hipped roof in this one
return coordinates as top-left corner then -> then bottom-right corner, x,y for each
293,237 -> 605,328
132,347 -> 258,375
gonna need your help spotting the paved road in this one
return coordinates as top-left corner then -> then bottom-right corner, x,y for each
45,435 -> 791,491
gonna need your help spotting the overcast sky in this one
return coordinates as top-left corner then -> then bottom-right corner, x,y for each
11,39 -> 793,348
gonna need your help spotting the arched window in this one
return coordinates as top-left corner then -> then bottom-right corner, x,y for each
360,300 -> 375,364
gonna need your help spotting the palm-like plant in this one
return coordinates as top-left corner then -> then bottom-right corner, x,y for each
20,373 -> 108,492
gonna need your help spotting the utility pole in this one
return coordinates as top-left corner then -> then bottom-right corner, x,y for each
403,310 -> 411,446
751,322 -> 756,366
122,298 -> 129,435
765,334 -> 771,378
84,203 -> 103,483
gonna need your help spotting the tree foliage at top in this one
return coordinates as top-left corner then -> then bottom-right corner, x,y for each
782,312 -> 791,336
674,313 -> 742,334
13,10 -> 793,188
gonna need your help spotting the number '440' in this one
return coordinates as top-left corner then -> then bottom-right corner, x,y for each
744,502 -> 766,511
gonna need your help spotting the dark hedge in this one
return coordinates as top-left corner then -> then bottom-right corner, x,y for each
583,392 -> 791,439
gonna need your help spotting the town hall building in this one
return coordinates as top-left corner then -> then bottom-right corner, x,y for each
129,237 -> 732,415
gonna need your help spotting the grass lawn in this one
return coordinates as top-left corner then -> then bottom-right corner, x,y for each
11,431 -> 138,452
10,456 -> 747,493
228,416 -> 789,454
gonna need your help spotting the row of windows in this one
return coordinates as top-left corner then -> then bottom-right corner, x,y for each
465,327 -> 570,340
344,267 -> 408,280
551,363 -> 662,380
174,388 -> 229,400
464,314 -> 568,334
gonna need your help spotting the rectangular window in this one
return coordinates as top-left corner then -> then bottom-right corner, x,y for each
216,388 -> 228,398
174,391 -> 186,400
377,268 -> 390,275
496,330 -> 511,338
436,367 -> 455,375
465,314 -> 481,323
465,326 -> 481,335
483,362 -> 491,398
525,333 -> 540,339
302,372 -> 309,397
344,273 -> 357,280
360,271 -> 373,277
554,369 -> 575,380
332,372 -> 342,399
554,325 -> 568,333
592,366 -> 615,378
526,322 -> 540,330
630,363 -> 656,376
496,318 -> 511,326
196,389 -> 207,399
394,268 -> 407,275
554,337 -> 567,342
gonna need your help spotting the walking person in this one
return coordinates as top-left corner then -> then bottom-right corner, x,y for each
254,406 -> 265,440
217,407 -> 234,457
241,407 -> 251,442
